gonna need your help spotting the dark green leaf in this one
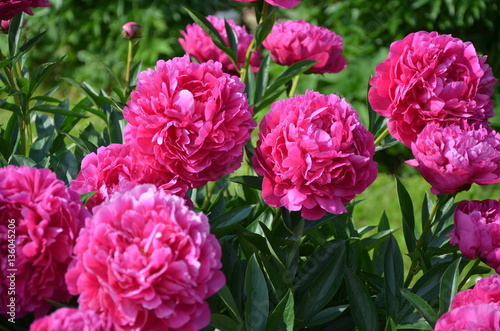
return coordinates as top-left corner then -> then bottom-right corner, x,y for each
217,285 -> 243,322
396,177 -> 417,253
255,52 -> 271,104
245,254 -> 269,331
80,191 -> 97,204
18,31 -> 46,54
230,175 -> 262,190
8,13 -> 23,58
384,235 -> 404,321
210,314 -> 241,331
31,104 -> 87,118
29,57 -> 64,97
438,258 -> 461,316
401,289 -> 438,327
345,268 -> 379,331
254,10 -> 277,47
9,154 -> 36,167
210,205 -> 254,228
264,60 -> 317,99
307,305 -> 348,327
265,290 -> 294,331
224,20 -> 239,63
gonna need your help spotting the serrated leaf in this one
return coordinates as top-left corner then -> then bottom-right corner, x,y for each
245,254 -> 269,331
401,289 -> 438,327
345,268 -> 379,331
265,290 -> 294,331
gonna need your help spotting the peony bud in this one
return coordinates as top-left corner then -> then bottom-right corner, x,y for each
1,20 -> 9,34
121,21 -> 141,39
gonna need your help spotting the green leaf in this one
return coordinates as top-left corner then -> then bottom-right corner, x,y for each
307,305 -> 348,327
384,235 -> 404,321
384,317 -> 397,331
396,177 -> 417,253
438,258 -> 461,316
254,10 -> 277,47
29,57 -> 64,97
265,290 -> 294,331
255,52 -> 271,104
210,205 -> 254,228
224,20 -> 239,63
344,268 -> 379,331
9,154 -> 36,167
263,60 -> 317,99
257,253 -> 288,301
217,285 -> 243,322
18,31 -> 46,54
210,314 -> 241,331
401,289 -> 438,327
8,13 -> 23,58
245,254 -> 269,331
31,104 -> 87,118
296,243 -> 346,321
229,175 -> 262,190
80,191 -> 97,204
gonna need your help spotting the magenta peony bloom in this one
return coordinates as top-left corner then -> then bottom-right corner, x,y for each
232,0 -> 301,9
123,55 -> 256,189
0,0 -> 50,20
65,184 -> 225,330
252,90 -> 378,220
451,275 -> 500,309
0,166 -> 87,318
1,20 -> 10,33
70,144 -> 188,211
263,19 -> 346,74
449,199 -> 500,272
434,303 -> 500,330
368,31 -> 497,147
121,21 -> 141,39
179,15 -> 261,75
30,308 -> 122,331
406,123 -> 500,194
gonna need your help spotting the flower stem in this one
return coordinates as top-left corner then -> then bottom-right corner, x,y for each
288,74 -> 301,97
124,39 -> 134,98
374,127 -> 389,146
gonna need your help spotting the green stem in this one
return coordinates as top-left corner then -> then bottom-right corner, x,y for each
124,39 -> 134,98
4,64 -> 29,156
374,127 -> 389,146
288,74 -> 301,97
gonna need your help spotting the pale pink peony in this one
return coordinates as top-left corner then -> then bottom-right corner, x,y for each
123,55 -> 256,189
451,275 -> 500,309
252,90 -> 378,220
434,303 -> 500,330
0,0 -> 50,20
70,144 -> 188,211
0,166 -> 87,318
179,15 -> 261,75
30,308 -> 122,331
263,19 -> 346,74
406,123 -> 500,194
449,199 -> 500,272
65,184 -> 225,330
232,0 -> 301,9
368,31 -> 497,147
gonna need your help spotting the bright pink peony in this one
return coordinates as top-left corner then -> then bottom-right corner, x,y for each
406,123 -> 500,194
1,20 -> 10,33
0,0 -> 50,20
449,199 -> 500,272
123,55 -> 256,189
434,303 -> 500,330
368,31 -> 497,147
179,15 -> 261,75
263,19 -> 346,74
30,308 -> 122,331
451,275 -> 500,309
252,90 -> 378,220
70,144 -> 188,211
121,21 -> 141,39
65,184 -> 225,330
232,0 -> 301,9
0,166 -> 87,318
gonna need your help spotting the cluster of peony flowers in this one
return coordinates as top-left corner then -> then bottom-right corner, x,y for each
253,90 -> 378,220
179,15 -> 261,75
65,184 -> 225,330
449,199 -> 500,272
369,31 -> 499,195
30,308 -> 122,331
123,54 -> 256,190
435,275 -> 500,330
263,19 -> 346,74
0,166 -> 88,319
0,0 -> 51,20
232,0 -> 301,9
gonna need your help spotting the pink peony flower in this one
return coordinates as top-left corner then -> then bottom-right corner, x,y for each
65,184 -> 225,330
451,275 -> 500,309
449,199 -> 500,272
1,19 -> 10,33
232,0 -> 301,9
406,123 -> 500,194
0,0 -> 51,20
434,303 -> 500,330
179,15 -> 261,75
123,55 -> 256,189
252,90 -> 378,220
263,19 -> 346,74
70,144 -> 188,211
121,21 -> 141,39
368,31 -> 497,147
30,308 -> 122,331
0,166 -> 88,318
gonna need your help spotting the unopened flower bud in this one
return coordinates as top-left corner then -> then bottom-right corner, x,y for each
1,20 -> 10,34
121,22 -> 141,39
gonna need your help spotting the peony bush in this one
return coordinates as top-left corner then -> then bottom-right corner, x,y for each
1,1 -> 500,331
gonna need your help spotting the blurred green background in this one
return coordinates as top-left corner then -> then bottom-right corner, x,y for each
9,0 -> 500,224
